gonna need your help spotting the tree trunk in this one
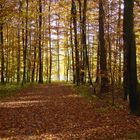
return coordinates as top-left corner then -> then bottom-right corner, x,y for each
99,0 -> 109,94
123,0 -> 140,114
95,44 -> 100,83
56,15 -> 60,81
70,18 -> 75,84
48,1 -> 52,83
0,23 -> 4,84
17,0 -> 22,84
22,0 -> 28,84
38,0 -> 43,83
71,0 -> 80,86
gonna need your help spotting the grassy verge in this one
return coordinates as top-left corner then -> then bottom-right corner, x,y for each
74,85 -> 97,101
0,83 -> 30,100
126,131 -> 140,139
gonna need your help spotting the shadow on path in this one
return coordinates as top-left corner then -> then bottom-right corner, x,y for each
0,84 -> 140,139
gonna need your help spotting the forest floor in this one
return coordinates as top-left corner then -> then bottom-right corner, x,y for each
0,84 -> 140,140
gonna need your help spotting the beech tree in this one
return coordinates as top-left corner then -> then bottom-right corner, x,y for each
71,0 -> 80,86
22,0 -> 29,84
99,0 -> 109,94
123,0 -> 140,114
38,0 -> 43,83
0,3 -> 4,84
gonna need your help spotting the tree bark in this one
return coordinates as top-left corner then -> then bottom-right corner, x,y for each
123,0 -> 140,114
17,0 -> 22,84
38,0 -> 43,83
48,1 -> 52,83
71,0 -> 80,86
70,17 -> 75,84
22,0 -> 28,84
99,0 -> 109,94
0,23 -> 4,84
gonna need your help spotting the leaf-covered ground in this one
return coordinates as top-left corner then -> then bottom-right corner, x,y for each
0,84 -> 140,140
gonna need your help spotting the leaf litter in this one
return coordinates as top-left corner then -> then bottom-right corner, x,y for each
0,84 -> 140,140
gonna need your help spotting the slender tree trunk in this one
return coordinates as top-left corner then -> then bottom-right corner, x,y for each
32,17 -> 38,83
67,49 -> 70,82
95,44 -> 100,83
17,0 -> 22,84
78,0 -> 82,62
118,0 -> 122,85
0,23 -> 4,84
56,15 -> 60,81
71,0 -> 80,86
17,26 -> 21,84
107,2 -> 111,80
46,40 -> 49,82
48,1 -> 52,83
32,45 -> 37,83
22,0 -> 28,84
70,18 -> 75,84
22,8 -> 25,82
36,61 -> 39,82
77,0 -> 83,83
38,0 -> 43,83
6,25 -> 9,83
82,0 -> 92,85
0,4 -> 4,83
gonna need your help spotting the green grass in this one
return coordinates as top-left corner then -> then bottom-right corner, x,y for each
75,85 -> 97,101
95,107 -> 110,113
126,131 -> 140,139
0,83 -> 30,100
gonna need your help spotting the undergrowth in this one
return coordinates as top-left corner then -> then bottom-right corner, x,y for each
0,83 -> 30,100
75,85 -> 97,101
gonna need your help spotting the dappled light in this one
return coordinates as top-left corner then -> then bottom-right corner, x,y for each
0,84 -> 140,139
0,100 -> 50,108
62,94 -> 82,99
0,93 -> 82,109
0,0 -> 140,139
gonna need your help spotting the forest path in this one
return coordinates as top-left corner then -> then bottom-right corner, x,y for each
0,84 -> 140,140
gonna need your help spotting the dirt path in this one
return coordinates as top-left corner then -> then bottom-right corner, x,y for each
0,84 -> 140,140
